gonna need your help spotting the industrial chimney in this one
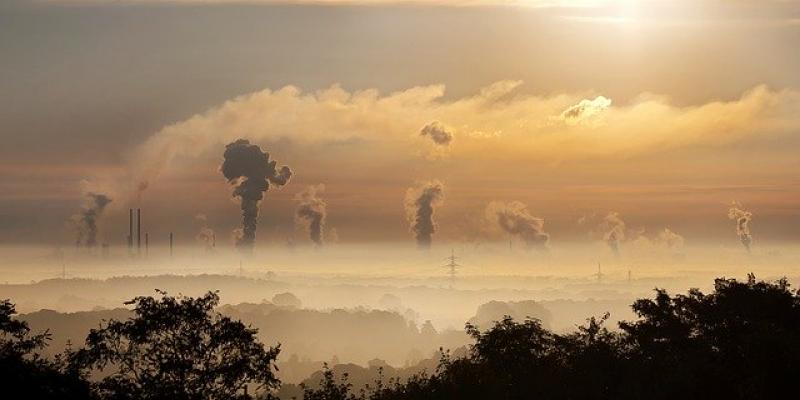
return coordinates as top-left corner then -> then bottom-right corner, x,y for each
128,208 -> 133,252
137,208 -> 142,255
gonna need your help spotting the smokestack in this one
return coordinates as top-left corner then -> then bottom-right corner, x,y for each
145,233 -> 149,256
128,209 -> 133,250
169,232 -> 174,257
137,208 -> 142,255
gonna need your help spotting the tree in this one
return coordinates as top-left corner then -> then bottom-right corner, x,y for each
73,291 -> 280,400
0,299 -> 92,399
300,364 -> 359,400
620,275 -> 800,399
298,275 -> 800,400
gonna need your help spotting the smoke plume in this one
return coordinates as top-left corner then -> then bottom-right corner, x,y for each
405,181 -> 445,249
728,201 -> 753,252
486,201 -> 549,250
656,227 -> 685,249
195,214 -> 216,250
295,185 -> 327,246
71,192 -> 112,248
419,121 -> 453,146
601,212 -> 626,256
221,139 -> 293,250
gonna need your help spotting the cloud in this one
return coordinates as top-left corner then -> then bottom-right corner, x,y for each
126,82 -> 799,200
559,95 -> 612,123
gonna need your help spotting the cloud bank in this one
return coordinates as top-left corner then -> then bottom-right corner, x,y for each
127,81 -> 799,201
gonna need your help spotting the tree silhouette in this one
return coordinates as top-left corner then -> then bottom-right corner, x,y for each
298,275 -> 800,400
620,274 -> 800,399
72,291 -> 280,400
4,275 -> 800,400
0,299 -> 91,399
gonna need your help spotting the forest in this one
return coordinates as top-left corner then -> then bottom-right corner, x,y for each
2,274 -> 798,400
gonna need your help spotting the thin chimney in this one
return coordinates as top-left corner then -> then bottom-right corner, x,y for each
137,208 -> 141,255
128,209 -> 133,250
169,232 -> 174,257
145,233 -> 149,256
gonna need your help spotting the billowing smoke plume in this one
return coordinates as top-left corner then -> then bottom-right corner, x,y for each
728,202 -> 753,252
419,121 -> 453,146
405,181 -> 445,249
195,214 -> 216,250
486,201 -> 549,250
221,139 -> 292,250
601,212 -> 626,256
71,192 -> 112,247
295,185 -> 327,246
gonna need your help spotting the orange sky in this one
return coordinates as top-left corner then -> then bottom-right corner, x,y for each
0,0 -> 798,245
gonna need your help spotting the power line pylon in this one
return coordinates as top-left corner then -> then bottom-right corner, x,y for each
443,249 -> 461,289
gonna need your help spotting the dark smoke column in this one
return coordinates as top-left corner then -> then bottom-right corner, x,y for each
221,139 -> 292,251
295,185 -> 327,246
405,181 -> 445,250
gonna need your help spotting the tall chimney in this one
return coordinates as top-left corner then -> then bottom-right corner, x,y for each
145,233 -> 149,256
128,209 -> 133,250
137,208 -> 142,255
169,232 -> 174,257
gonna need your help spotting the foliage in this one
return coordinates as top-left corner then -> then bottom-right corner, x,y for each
0,299 -> 92,399
72,291 -> 280,400
301,275 -> 800,400
4,275 -> 800,400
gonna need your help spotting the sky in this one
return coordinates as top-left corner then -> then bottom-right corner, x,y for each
1,0 -> 799,247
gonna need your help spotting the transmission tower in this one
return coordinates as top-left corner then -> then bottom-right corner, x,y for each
443,249 -> 461,289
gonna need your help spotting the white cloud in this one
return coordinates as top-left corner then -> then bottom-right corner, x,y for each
127,81 -> 800,200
